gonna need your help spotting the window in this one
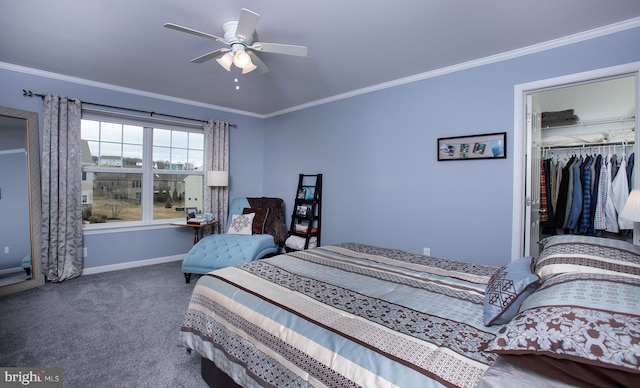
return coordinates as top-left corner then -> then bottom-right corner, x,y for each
81,114 -> 204,227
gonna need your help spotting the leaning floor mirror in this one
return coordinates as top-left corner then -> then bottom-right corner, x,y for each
0,106 -> 44,296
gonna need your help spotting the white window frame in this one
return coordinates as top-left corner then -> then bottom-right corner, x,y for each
81,109 -> 205,233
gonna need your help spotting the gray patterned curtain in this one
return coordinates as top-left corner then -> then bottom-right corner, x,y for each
41,94 -> 83,282
203,120 -> 230,232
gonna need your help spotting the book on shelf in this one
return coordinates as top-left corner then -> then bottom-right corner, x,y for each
296,205 -> 312,217
294,224 -> 318,234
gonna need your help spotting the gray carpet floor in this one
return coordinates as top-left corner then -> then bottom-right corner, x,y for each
0,260 -> 210,388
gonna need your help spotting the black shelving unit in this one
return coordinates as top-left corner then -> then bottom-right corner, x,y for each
286,174 -> 322,251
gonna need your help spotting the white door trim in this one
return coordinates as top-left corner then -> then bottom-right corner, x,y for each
511,61 -> 640,259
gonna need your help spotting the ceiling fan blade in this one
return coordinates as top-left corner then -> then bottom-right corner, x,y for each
252,42 -> 308,57
190,48 -> 230,63
248,51 -> 269,74
164,23 -> 226,42
235,8 -> 260,42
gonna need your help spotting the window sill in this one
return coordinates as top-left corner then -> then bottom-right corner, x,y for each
82,219 -> 184,235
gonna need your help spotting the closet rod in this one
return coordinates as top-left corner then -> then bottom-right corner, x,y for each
22,89 -> 237,128
544,141 -> 634,150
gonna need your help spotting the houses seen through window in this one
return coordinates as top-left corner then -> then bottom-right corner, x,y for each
81,117 -> 204,226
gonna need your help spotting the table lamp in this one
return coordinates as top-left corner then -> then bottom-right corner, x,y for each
207,171 -> 229,187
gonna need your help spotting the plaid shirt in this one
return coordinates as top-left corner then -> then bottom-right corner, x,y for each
540,160 -> 548,222
594,159 -> 609,230
579,156 -> 594,233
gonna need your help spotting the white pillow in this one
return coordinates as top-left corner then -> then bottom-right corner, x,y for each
227,213 -> 255,235
285,235 -> 317,250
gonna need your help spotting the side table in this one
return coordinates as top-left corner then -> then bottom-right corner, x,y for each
171,220 -> 218,245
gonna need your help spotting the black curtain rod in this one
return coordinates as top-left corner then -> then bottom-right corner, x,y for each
22,90 -> 237,128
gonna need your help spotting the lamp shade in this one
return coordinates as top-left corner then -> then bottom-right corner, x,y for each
620,188 -> 640,222
216,52 -> 233,71
207,171 -> 229,187
242,60 -> 257,74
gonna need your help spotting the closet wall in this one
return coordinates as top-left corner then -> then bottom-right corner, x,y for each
534,75 -> 637,242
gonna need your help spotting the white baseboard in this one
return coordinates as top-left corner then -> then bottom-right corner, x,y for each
0,266 -> 23,276
81,254 -> 185,276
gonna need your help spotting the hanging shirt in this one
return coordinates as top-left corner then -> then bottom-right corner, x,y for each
590,154 -> 597,197
543,159 -> 555,225
610,154 -> 619,182
594,156 -> 608,230
553,159 -> 563,210
564,157 -> 577,229
609,154 -> 620,183
554,157 -> 573,228
540,160 -> 549,222
604,155 -> 619,233
579,156 -> 594,234
563,157 -> 576,228
566,157 -> 583,231
612,157 -> 632,230
626,152 -> 635,192
587,154 -> 602,235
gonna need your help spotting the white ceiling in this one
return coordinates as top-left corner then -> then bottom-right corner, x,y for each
2,1 -> 640,117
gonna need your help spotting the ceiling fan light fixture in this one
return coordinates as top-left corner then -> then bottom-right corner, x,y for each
233,49 -> 251,68
216,52 -> 233,71
242,60 -> 257,74
165,8 -> 306,77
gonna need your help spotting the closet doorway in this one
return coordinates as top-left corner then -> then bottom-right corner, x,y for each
512,62 -> 640,259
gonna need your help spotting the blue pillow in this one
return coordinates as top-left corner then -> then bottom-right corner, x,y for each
484,256 -> 540,326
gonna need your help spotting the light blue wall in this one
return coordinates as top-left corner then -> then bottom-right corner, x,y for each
264,27 -> 640,267
1,26 -> 639,270
0,68 -> 265,269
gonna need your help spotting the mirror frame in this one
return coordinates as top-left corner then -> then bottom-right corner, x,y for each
0,106 -> 44,296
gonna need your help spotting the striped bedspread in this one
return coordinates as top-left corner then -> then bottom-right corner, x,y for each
178,243 -> 504,388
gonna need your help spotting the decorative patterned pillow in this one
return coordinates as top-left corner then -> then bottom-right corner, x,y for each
227,213 -> 255,235
243,207 -> 270,234
486,272 -> 640,387
483,256 -> 539,326
536,235 -> 640,280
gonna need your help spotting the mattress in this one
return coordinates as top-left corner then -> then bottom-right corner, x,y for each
178,243 -> 507,387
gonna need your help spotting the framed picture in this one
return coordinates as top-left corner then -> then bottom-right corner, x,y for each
296,205 -> 311,217
437,132 -> 506,161
185,207 -> 198,219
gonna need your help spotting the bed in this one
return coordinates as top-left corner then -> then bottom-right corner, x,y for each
178,237 -> 640,387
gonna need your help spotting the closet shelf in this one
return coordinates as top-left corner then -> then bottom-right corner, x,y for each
541,116 -> 635,147
542,115 -> 635,131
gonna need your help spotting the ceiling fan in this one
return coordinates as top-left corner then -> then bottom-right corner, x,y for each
164,8 -> 308,74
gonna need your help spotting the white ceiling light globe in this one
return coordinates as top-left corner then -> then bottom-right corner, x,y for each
233,50 -> 251,68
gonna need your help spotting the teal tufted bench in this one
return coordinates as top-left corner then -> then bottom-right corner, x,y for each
181,197 -> 284,283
